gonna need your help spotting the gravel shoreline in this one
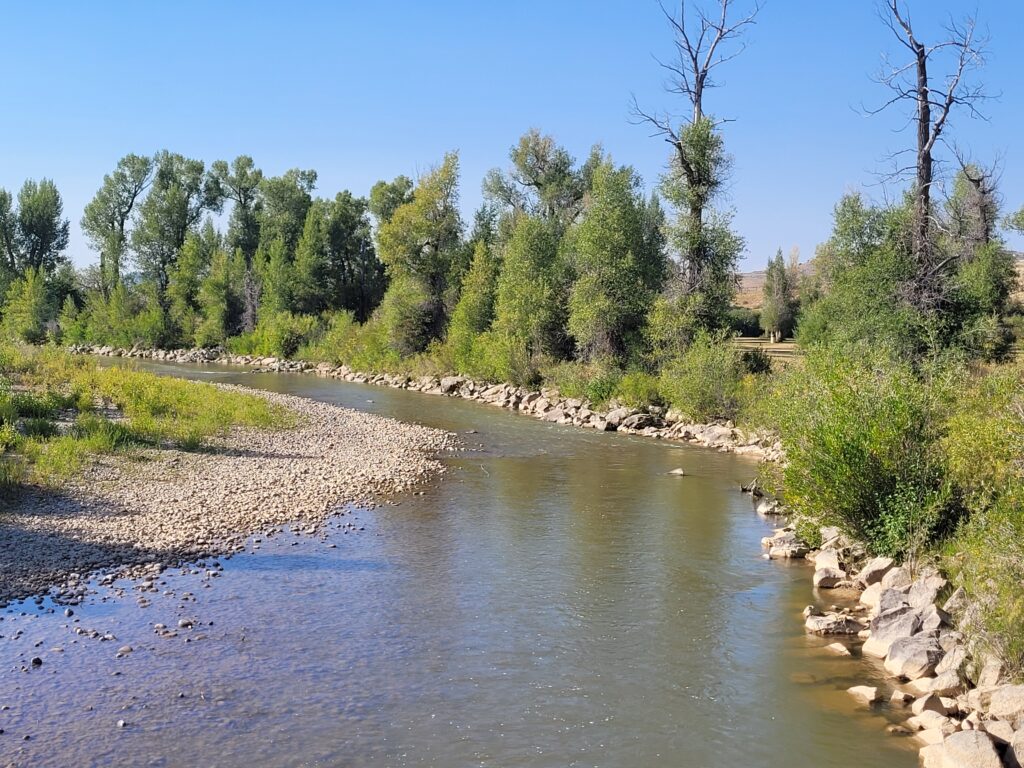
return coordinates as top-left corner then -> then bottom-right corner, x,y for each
0,384 -> 457,607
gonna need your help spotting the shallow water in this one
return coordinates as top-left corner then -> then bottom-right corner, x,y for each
1,363 -> 917,767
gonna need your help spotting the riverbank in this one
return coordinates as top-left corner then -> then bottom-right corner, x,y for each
67,344 -> 783,461
762,523 -> 1024,766
0,385 -> 456,607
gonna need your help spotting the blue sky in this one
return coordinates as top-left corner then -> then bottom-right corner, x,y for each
1,1 -> 1021,270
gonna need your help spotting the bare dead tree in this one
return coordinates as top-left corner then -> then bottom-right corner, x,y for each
871,1 -> 989,307
632,0 -> 762,153
631,1 -> 761,305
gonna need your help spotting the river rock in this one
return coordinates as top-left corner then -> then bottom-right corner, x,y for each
931,730 -> 1002,768
988,685 -> 1024,729
884,634 -> 944,680
912,693 -> 951,716
860,582 -> 883,610
942,586 -> 968,615
908,575 -> 947,611
847,685 -> 880,704
863,605 -> 922,658
805,612 -> 865,635
813,566 -> 846,589
855,556 -> 894,587
881,565 -> 913,590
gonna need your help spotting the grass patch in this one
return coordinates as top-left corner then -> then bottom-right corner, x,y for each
0,344 -> 292,489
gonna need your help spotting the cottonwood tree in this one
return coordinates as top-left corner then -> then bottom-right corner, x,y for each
132,151 -> 219,312
0,180 -> 71,276
210,156 -> 264,330
81,154 -> 155,297
633,0 -> 760,336
872,1 -> 989,310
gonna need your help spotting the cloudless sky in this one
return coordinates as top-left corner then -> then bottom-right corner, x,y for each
1,1 -> 1022,270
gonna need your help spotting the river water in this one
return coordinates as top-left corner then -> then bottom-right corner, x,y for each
1,362 -> 916,767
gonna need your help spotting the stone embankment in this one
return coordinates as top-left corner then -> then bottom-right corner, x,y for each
1,385 -> 456,607
761,521 -> 1024,767
68,344 -> 783,461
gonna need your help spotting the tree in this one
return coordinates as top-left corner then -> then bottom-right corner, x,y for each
485,214 -> 564,383
324,191 -> 384,321
368,175 -> 414,225
81,154 -> 154,296
761,249 -> 794,341
1006,206 -> 1024,234
3,179 -> 71,275
376,153 -> 463,340
211,156 -> 264,331
482,130 -> 589,228
167,222 -> 219,343
633,1 -> 759,340
195,248 -> 243,347
132,151 -> 218,309
258,169 -> 317,255
446,240 -> 500,373
291,201 -> 331,315
873,1 -> 988,310
566,158 -> 667,361
2,268 -> 50,343
257,239 -> 292,316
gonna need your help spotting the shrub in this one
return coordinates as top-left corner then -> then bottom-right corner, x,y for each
726,306 -> 761,337
542,360 -> 622,406
614,370 -> 663,408
659,332 -> 746,422
762,348 -> 962,557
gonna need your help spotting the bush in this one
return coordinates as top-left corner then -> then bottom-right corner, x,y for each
726,306 -> 761,337
761,348 -> 962,557
228,311 -> 321,358
614,370 -> 663,408
659,332 -> 746,422
542,360 -> 622,406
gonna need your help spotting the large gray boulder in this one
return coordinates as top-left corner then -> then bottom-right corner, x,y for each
884,634 -> 944,680
805,612 -> 865,635
813,566 -> 846,589
855,556 -> 894,587
908,575 -> 948,611
605,407 -> 631,428
439,375 -> 467,394
934,731 -> 1002,768
877,587 -> 912,615
863,605 -> 922,658
881,565 -> 913,590
989,685 -> 1024,729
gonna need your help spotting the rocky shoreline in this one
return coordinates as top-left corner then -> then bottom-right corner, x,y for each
0,384 -> 457,608
67,344 -> 783,461
762,522 -> 1024,767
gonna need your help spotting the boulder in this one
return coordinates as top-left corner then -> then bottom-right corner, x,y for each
825,642 -> 852,656
929,671 -> 965,697
439,376 -> 467,394
863,605 -> 922,658
813,566 -> 846,589
881,565 -> 913,590
1005,729 -> 1024,768
805,612 -> 865,635
762,530 -> 809,559
912,693 -> 951,716
989,685 -> 1024,729
884,634 -> 944,680
812,549 -> 842,571
855,556 -> 895,587
860,582 -> 883,611
942,586 -> 969,615
847,685 -> 880,704
605,407 -> 631,428
877,587 -> 912,615
978,719 -> 1015,745
908,575 -> 948,611
934,731 -> 1002,768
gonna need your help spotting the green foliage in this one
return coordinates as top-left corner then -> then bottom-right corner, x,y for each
2,267 -> 50,343
614,370 -> 664,408
195,249 -> 243,347
445,241 -> 499,376
726,306 -> 761,337
483,214 -> 564,384
760,249 -> 795,339
658,331 -> 748,422
566,157 -> 666,361
229,311 -> 320,358
761,349 -> 961,557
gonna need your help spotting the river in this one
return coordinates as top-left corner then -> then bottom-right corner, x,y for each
1,362 -> 916,767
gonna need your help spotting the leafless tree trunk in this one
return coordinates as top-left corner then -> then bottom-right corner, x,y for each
872,1 -> 988,307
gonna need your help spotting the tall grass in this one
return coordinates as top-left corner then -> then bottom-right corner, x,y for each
0,344 -> 291,489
